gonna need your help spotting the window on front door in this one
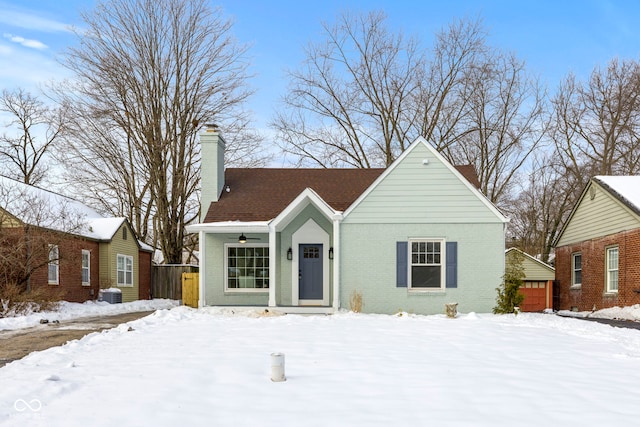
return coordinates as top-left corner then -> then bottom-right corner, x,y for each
571,253 -> 581,287
410,240 -> 444,290
606,247 -> 618,293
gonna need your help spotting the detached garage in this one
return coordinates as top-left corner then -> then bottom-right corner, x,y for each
506,248 -> 555,312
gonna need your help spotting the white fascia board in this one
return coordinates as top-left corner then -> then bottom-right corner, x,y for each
505,247 -> 555,272
271,187 -> 339,231
185,221 -> 270,234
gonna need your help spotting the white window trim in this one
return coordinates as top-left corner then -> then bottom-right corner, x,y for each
224,243 -> 269,293
116,254 -> 134,287
48,244 -> 59,285
605,246 -> 619,294
408,238 -> 446,292
571,252 -> 582,289
82,249 -> 91,286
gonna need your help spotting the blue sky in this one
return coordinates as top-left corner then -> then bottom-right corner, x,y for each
0,0 -> 639,130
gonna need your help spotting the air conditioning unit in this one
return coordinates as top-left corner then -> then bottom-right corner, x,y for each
99,289 -> 122,304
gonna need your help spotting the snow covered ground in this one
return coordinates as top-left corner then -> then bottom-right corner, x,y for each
0,299 -> 178,331
2,304 -> 640,426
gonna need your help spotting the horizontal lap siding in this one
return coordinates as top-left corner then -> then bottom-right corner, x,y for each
106,223 -> 139,303
558,183 -> 640,246
521,257 -> 555,282
344,143 -> 502,225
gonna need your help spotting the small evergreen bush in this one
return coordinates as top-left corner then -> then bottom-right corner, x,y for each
494,250 -> 525,314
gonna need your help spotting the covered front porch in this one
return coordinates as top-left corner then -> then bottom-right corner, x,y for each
186,188 -> 343,311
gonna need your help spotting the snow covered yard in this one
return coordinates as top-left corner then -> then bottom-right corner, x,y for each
0,299 -> 179,331
2,307 -> 640,426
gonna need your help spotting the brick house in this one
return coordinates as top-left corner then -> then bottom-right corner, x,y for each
554,176 -> 640,311
0,176 -> 153,303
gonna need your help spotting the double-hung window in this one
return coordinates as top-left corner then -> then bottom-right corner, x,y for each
225,244 -> 269,291
409,239 -> 444,290
48,244 -> 59,285
81,250 -> 91,285
571,253 -> 582,288
606,247 -> 618,293
117,254 -> 133,287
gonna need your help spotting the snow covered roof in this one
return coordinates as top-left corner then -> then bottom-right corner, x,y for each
0,176 -> 140,244
593,176 -> 640,216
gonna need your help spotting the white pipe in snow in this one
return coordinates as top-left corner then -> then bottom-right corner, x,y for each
271,353 -> 286,382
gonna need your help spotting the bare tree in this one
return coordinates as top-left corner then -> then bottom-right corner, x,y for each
0,88 -> 65,185
507,153 -> 580,263
272,10 -> 427,167
409,18 -> 487,152
552,58 -> 640,185
443,51 -> 548,207
57,0 -> 262,263
273,12 -> 544,209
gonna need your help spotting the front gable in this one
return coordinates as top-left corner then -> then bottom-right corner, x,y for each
343,138 -> 506,224
556,180 -> 640,247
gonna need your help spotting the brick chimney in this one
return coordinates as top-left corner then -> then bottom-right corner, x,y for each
200,124 -> 225,222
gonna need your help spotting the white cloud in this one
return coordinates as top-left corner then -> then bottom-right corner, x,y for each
0,43 -> 71,91
0,6 -> 72,34
3,33 -> 48,50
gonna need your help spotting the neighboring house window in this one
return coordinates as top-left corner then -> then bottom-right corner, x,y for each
122,227 -> 127,240
409,239 -> 444,290
48,244 -> 59,285
571,253 -> 582,287
225,244 -> 269,291
82,250 -> 91,285
606,247 -> 619,293
117,254 -> 133,287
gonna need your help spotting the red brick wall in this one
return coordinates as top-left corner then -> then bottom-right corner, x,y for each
38,237 -> 101,303
555,229 -> 640,311
2,227 -> 102,303
138,250 -> 152,300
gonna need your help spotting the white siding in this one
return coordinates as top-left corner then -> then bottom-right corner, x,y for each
557,182 -> 640,246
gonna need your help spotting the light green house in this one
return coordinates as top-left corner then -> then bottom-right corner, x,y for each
187,126 -> 507,314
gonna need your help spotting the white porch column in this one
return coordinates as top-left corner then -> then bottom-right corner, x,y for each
198,230 -> 206,308
268,224 -> 277,307
332,218 -> 340,310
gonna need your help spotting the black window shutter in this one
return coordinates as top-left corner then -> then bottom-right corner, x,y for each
396,241 -> 408,287
446,241 -> 457,288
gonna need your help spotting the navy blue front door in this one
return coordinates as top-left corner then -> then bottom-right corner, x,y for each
299,244 -> 323,300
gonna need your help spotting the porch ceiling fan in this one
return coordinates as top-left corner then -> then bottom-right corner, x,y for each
233,233 -> 260,243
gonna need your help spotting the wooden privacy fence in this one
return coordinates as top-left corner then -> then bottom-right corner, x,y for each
182,273 -> 199,308
152,264 -> 198,300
